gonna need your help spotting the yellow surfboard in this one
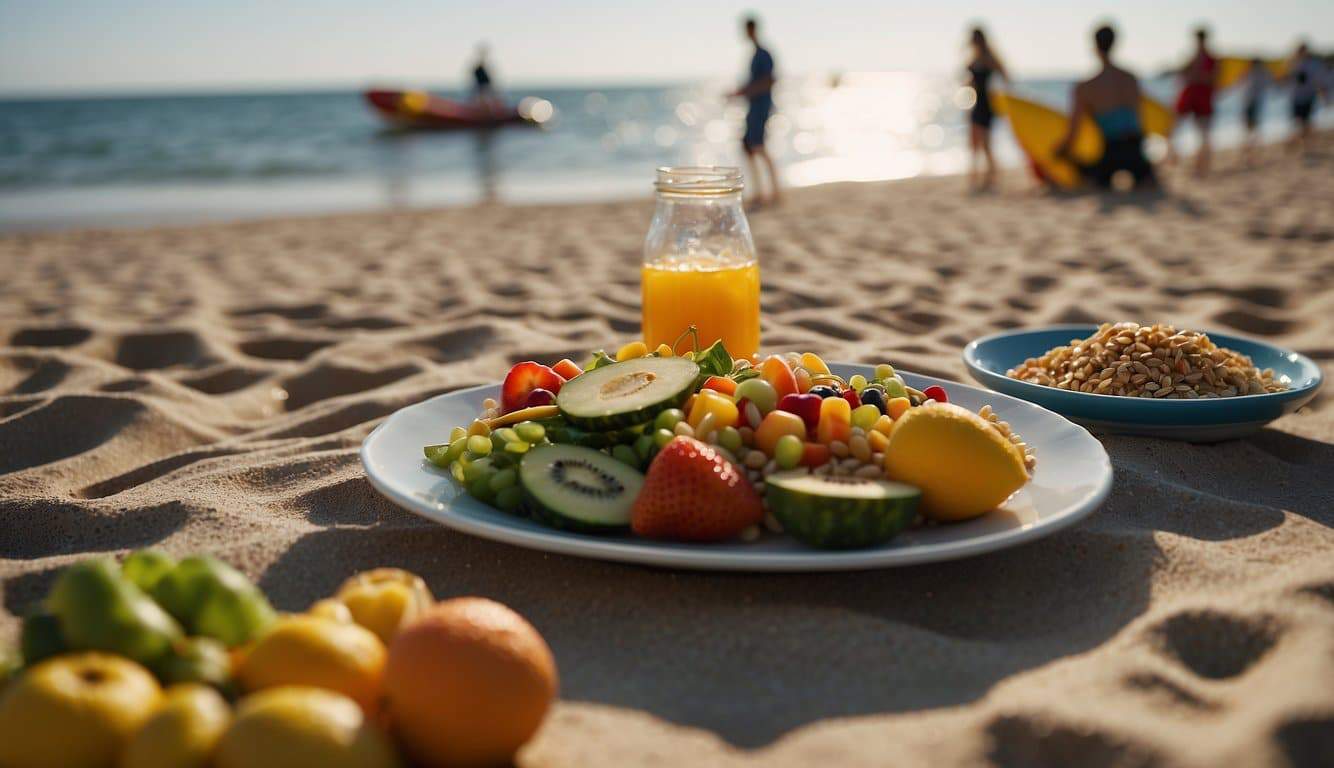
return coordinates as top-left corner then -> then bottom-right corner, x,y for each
1216,57 -> 1290,91
992,92 -> 1174,189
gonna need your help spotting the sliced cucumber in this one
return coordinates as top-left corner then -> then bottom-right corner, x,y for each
765,471 -> 921,549
518,444 -> 643,532
556,356 -> 699,431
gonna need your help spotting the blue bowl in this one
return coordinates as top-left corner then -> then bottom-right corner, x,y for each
963,325 -> 1323,441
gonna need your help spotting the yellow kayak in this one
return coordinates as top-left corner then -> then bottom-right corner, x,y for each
992,92 -> 1174,189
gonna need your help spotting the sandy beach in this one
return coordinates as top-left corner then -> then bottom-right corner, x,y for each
2,139 -> 1332,766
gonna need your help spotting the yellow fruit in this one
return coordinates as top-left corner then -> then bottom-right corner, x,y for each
615,340 -> 648,361
214,687 -> 399,768
654,343 -> 674,357
799,352 -> 830,375
386,598 -> 557,768
308,598 -> 354,624
236,615 -> 386,717
122,684 -> 230,768
884,403 -> 1029,522
334,569 -> 433,645
0,652 -> 161,768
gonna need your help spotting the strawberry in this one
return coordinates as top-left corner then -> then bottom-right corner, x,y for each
632,436 -> 763,541
552,358 -> 584,380
501,362 -> 565,413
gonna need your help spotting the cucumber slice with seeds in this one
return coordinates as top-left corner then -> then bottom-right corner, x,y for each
556,357 -> 699,431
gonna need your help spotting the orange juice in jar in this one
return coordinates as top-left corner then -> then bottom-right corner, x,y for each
642,167 -> 760,360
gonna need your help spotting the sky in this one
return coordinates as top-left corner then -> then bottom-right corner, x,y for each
1,0 -> 1330,95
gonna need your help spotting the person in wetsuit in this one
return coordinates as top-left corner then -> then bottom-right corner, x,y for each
730,15 -> 780,206
1173,27 -> 1217,176
1055,24 -> 1157,190
965,27 -> 1010,191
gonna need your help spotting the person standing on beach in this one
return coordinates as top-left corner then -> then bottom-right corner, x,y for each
730,16 -> 780,207
471,43 -> 500,113
964,27 -> 1010,191
1172,28 -> 1218,176
1054,24 -> 1157,190
1242,58 -> 1269,165
1286,42 -> 1328,153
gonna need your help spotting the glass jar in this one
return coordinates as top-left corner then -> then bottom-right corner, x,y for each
641,166 -> 761,360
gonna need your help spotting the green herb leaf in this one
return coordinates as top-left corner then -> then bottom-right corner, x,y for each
584,350 -> 617,371
695,340 -> 734,379
730,367 -> 761,383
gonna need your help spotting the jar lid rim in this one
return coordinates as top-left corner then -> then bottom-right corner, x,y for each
655,166 -> 744,193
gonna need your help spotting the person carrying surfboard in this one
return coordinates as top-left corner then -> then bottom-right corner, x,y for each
1172,27 -> 1218,176
1053,24 -> 1157,190
965,27 -> 1010,191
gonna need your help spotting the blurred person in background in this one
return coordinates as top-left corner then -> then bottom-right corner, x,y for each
1055,24 -> 1157,190
730,15 -> 780,207
471,43 -> 501,113
1172,27 -> 1218,176
965,26 -> 1010,191
1286,42 -> 1328,152
1242,57 -> 1269,166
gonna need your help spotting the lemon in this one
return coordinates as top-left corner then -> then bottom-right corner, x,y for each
122,684 -> 230,768
0,652 -> 161,768
215,687 -> 399,768
334,568 -> 433,645
235,615 -> 386,717
884,403 -> 1029,521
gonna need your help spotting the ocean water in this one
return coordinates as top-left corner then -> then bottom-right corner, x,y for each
0,76 -> 1322,229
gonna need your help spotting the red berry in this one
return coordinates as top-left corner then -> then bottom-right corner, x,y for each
524,388 -> 556,408
501,362 -> 565,413
922,385 -> 948,403
842,388 -> 861,409
631,436 -> 763,542
777,393 -> 822,434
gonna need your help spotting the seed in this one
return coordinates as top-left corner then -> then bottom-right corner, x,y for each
829,440 -> 850,458
854,464 -> 884,479
673,421 -> 695,438
743,451 -> 767,470
746,402 -> 763,429
849,435 -> 871,462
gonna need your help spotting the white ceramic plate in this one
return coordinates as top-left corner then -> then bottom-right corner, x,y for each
361,364 -> 1112,571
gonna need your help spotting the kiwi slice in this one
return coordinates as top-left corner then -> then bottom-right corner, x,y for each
518,444 -> 643,531
556,356 -> 699,430
765,471 -> 921,549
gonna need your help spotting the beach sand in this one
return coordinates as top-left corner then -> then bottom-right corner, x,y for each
2,140 -> 1332,767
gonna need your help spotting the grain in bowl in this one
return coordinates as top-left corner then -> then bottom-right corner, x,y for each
1006,322 -> 1286,399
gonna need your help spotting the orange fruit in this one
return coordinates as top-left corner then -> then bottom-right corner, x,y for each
385,598 -> 557,767
235,615 -> 386,717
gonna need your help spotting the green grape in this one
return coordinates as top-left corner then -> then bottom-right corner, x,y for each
494,485 -> 524,513
467,475 -> 495,503
449,426 -> 468,443
504,440 -> 531,455
450,461 -> 466,483
852,404 -> 880,431
849,374 -> 868,393
514,421 -> 546,443
654,408 -> 685,431
611,444 -> 639,468
653,428 -> 675,448
634,434 -> 656,461
883,378 -> 907,399
734,378 -> 777,414
489,468 -> 518,492
494,427 -> 520,443
463,457 -> 493,484
875,364 -> 895,381
718,426 -> 743,453
466,435 -> 492,457
445,436 -> 469,463
774,434 -> 804,470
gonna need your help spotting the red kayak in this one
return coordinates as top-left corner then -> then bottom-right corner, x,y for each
364,89 -> 551,130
